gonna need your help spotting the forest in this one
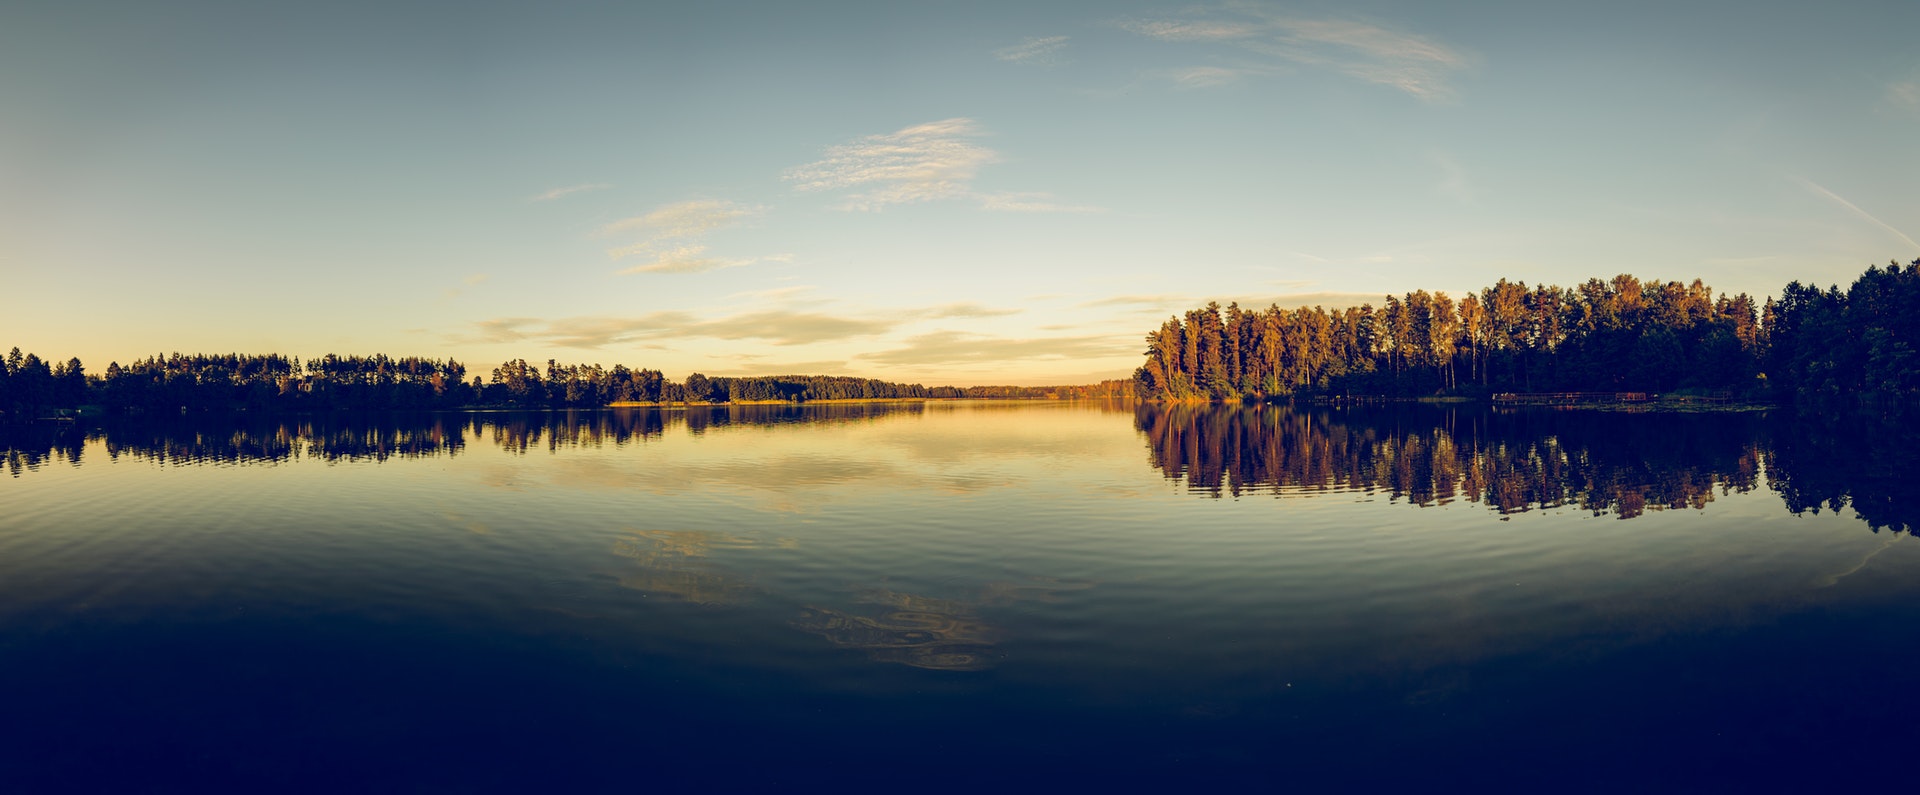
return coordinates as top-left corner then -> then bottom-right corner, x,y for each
7,259 -> 1915,417
1134,260 -> 1920,407
0,347 -> 1133,417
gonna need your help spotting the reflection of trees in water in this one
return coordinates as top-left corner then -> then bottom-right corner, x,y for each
1,403 -> 940,473
3,424 -> 85,477
3,415 -> 472,469
1136,404 -> 1767,519
486,410 -> 667,454
1765,413 -> 1920,534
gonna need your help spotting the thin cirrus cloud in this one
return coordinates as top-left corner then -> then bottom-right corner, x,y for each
462,302 -> 1024,350
1165,65 -> 1268,88
465,310 -> 896,349
1120,8 -> 1472,100
857,331 -> 1139,367
1079,294 -> 1197,311
1798,178 -> 1920,251
531,183 -> 610,201
605,198 -> 757,239
617,247 -> 792,276
602,199 -> 786,275
442,273 -> 491,299
786,118 -> 998,209
1890,79 -> 1920,113
994,35 -> 1069,65
976,192 -> 1103,214
1080,291 -> 1392,315
926,302 -> 1022,319
785,119 -> 1099,213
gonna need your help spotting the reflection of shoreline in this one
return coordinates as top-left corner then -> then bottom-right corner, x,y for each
1136,403 -> 1765,520
1,404 -> 941,473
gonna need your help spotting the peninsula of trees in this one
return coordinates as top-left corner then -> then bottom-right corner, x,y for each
1134,260 -> 1920,407
0,350 -> 1132,418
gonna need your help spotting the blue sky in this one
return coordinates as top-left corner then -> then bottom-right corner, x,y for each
3,0 -> 1915,384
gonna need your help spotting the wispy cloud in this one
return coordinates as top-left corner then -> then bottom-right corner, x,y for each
603,199 -> 784,274
925,302 -> 1022,319
1431,151 -> 1474,204
604,199 -> 758,239
531,183 -> 610,202
442,273 -> 491,299
615,247 -> 791,276
1162,65 -> 1265,87
1079,294 -> 1196,310
1078,290 -> 1386,314
1890,80 -> 1920,113
1120,7 -> 1472,100
703,360 -> 855,377
461,309 -> 895,349
699,311 -> 896,346
730,285 -> 817,301
786,119 -> 999,210
786,119 -> 1099,213
858,331 -> 1138,366
1252,292 -> 1388,310
995,35 -> 1069,65
977,191 -> 1103,213
1120,20 -> 1261,41
1799,178 -> 1920,251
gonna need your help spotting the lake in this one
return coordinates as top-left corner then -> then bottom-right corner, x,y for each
4,401 -> 1919,790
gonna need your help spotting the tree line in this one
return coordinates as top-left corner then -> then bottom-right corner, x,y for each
0,348 -> 1132,417
1135,260 -> 1920,405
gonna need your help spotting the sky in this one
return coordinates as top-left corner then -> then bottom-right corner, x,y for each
3,0 -> 1916,385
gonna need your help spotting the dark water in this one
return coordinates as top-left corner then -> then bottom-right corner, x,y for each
4,402 -> 1919,790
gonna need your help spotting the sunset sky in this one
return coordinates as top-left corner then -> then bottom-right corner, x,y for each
4,0 -> 1916,385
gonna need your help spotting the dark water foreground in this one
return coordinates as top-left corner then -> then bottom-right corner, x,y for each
4,402 -> 1919,790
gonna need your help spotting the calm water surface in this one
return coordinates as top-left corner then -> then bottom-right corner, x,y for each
4,401 -> 1919,790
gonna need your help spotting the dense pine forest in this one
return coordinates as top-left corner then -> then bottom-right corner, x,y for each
7,260 -> 1915,418
1135,260 -> 1920,406
0,348 -> 1132,417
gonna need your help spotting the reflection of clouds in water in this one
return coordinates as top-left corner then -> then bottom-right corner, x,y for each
978,576 -> 1095,606
557,454 -> 902,492
795,579 -> 1095,671
603,529 -> 1096,672
478,466 -> 530,491
436,508 -> 493,535
794,593 -> 998,672
609,529 -> 789,606
536,452 -> 1016,513
466,405 -> 1131,511
1813,535 -> 1904,588
868,410 -> 1118,466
